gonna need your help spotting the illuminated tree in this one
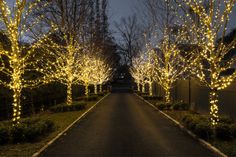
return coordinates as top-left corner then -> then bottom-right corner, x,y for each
38,32 -> 83,105
0,0 -> 54,124
130,54 -> 147,93
91,58 -> 112,94
179,0 -> 236,126
152,28 -> 193,103
79,54 -> 97,97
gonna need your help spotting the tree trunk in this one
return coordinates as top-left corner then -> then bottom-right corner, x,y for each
94,84 -> 98,94
149,81 -> 153,96
209,89 -> 219,127
99,84 -> 102,93
165,88 -> 171,103
11,72 -> 22,125
137,81 -> 140,92
142,84 -> 145,93
66,82 -> 72,105
85,82 -> 89,97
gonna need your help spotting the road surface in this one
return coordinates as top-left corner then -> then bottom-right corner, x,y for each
40,93 -> 216,157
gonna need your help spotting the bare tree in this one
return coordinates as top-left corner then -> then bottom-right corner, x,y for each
115,15 -> 142,65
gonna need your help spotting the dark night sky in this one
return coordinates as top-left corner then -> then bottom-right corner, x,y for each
109,0 -> 236,36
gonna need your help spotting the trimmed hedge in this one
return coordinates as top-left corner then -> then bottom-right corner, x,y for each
84,95 -> 98,101
143,95 -> 163,101
0,118 -> 54,144
155,101 -> 190,111
49,102 -> 87,113
182,114 -> 236,141
172,102 -> 190,111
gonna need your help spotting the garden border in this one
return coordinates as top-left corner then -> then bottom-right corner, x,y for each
135,93 -> 228,157
32,93 -> 110,157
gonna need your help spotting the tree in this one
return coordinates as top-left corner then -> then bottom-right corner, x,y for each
38,32 -> 83,105
0,0 -> 54,124
152,28 -> 193,103
130,54 -> 148,93
179,0 -> 236,126
115,15 -> 142,65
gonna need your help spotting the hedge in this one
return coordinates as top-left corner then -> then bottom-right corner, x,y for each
49,102 -> 87,113
0,118 -> 54,144
182,114 -> 236,141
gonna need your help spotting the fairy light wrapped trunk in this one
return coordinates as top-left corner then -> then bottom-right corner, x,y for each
130,54 -> 146,93
179,0 -> 236,127
152,28 -> 194,104
0,0 -> 54,124
39,33 -> 83,106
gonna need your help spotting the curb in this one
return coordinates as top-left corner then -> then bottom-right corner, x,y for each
135,93 -> 228,157
32,93 -> 110,157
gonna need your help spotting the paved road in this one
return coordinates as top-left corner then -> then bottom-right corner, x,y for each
40,93 -> 216,157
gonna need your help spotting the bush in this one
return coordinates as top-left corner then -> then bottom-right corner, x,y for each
50,102 -> 87,113
143,95 -> 163,101
231,123 -> 236,138
24,120 -> 54,142
0,118 -> 55,144
156,103 -> 166,110
219,116 -> 234,125
156,102 -> 171,110
172,102 -> 190,111
182,114 -> 212,139
84,95 -> 98,101
11,124 -> 27,143
215,123 -> 233,140
194,122 -> 213,140
97,92 -> 106,96
0,125 -> 9,144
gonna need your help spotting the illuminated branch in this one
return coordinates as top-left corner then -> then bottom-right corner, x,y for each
0,0 -> 54,124
152,28 -> 194,103
180,0 -> 236,126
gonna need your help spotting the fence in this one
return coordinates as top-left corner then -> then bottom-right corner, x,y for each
148,79 -> 236,119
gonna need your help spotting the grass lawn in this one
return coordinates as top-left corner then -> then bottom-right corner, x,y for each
0,96 -> 105,157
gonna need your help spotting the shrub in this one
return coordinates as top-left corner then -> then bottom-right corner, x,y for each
156,103 -> 166,110
97,92 -> 106,96
194,122 -> 213,140
156,102 -> 172,110
0,118 -> 55,144
182,114 -> 211,137
84,95 -> 98,101
219,116 -> 234,125
231,123 -> 236,138
215,123 -> 233,140
11,124 -> 27,143
172,102 -> 190,111
50,102 -> 87,113
24,120 -> 54,142
143,95 -> 163,101
0,125 -> 9,144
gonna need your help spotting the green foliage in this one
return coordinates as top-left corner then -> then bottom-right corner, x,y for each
49,102 -> 87,113
84,95 -> 98,101
216,124 -> 233,140
182,114 -> 236,141
0,118 -> 54,144
143,95 -> 163,101
231,123 -> 236,138
0,125 -> 10,144
156,102 -> 172,110
172,102 -> 190,111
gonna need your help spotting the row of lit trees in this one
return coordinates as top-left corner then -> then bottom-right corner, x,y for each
0,0 -> 113,124
131,0 -> 236,127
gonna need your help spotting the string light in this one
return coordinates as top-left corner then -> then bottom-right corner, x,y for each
181,0 -> 236,126
0,0 -> 54,125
